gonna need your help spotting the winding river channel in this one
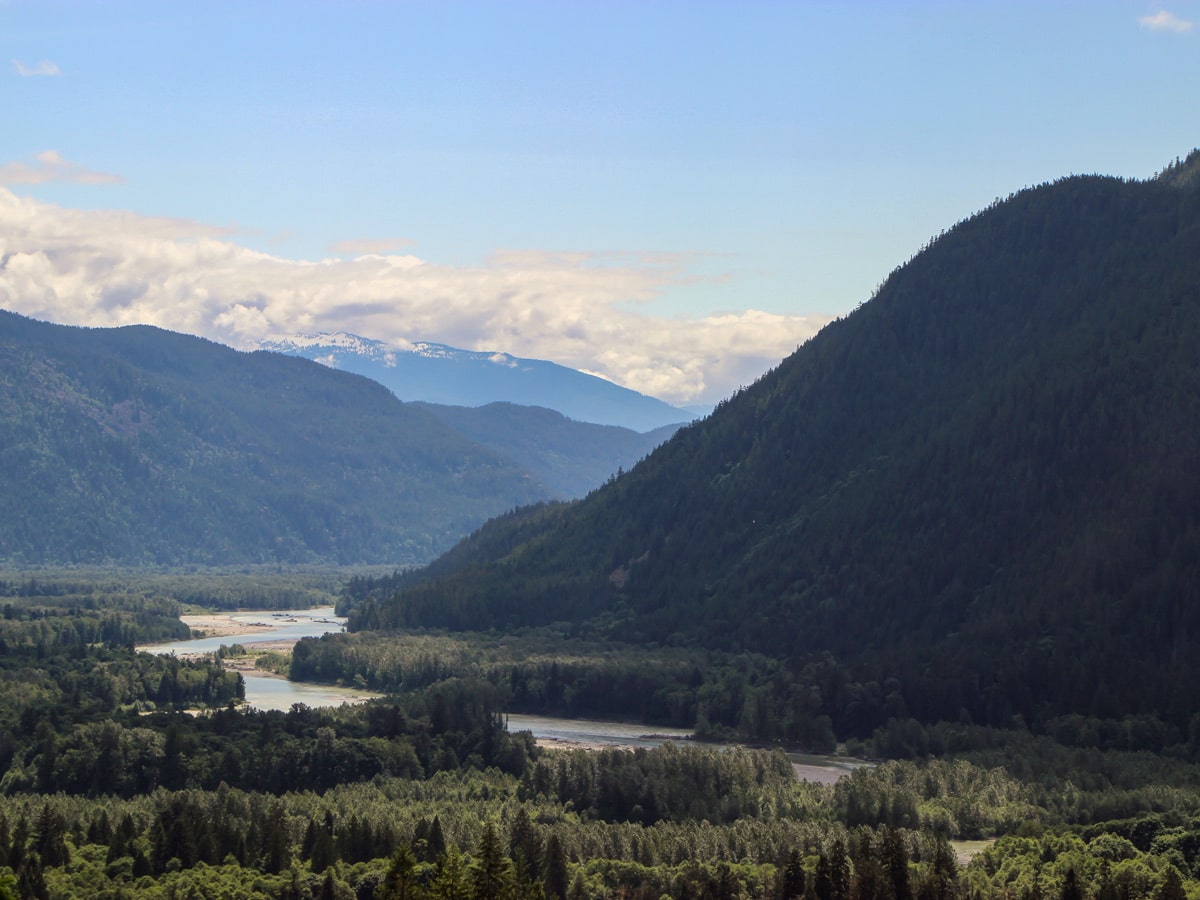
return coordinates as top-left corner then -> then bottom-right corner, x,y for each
141,607 -> 373,711
141,610 -> 868,781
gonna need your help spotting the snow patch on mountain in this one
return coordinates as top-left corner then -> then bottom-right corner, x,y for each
260,331 -> 704,431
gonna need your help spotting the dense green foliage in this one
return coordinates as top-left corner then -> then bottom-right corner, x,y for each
4,737 -> 1200,899
414,402 -> 679,500
0,313 -> 553,566
0,568 -> 349,622
0,578 -> 190,649
0,570 -> 1199,898
289,628 -> 840,749
350,156 -> 1200,746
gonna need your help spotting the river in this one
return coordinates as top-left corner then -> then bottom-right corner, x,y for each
140,607 -> 374,711
144,607 -> 345,656
505,714 -> 694,750
141,610 -> 868,780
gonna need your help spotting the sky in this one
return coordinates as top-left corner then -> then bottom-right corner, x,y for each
1,1 -> 1198,406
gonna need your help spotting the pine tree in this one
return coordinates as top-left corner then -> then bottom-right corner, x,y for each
509,806 -> 543,882
430,845 -> 472,900
379,843 -> 419,900
428,816 -> 448,863
29,801 -> 67,873
829,838 -> 851,900
927,835 -> 957,900
17,850 -> 47,900
1059,868 -> 1082,900
473,823 -> 514,900
261,806 -> 292,875
310,824 -> 337,874
542,834 -> 569,900
781,848 -> 806,900
884,828 -> 912,900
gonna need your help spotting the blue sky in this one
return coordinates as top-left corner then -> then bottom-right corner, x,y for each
2,1 -> 1198,404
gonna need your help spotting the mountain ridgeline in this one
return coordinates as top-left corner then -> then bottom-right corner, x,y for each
351,155 -> 1200,740
414,401 -> 679,500
262,332 -> 696,431
0,314 -> 558,565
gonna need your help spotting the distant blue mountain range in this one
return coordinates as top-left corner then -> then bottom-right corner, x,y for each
260,333 -> 703,432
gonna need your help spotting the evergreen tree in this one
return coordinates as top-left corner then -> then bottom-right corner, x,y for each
261,806 -> 292,875
310,823 -> 337,874
927,835 -> 957,900
379,844 -> 419,900
509,806 -> 543,882
828,838 -> 851,900
781,848 -> 807,900
85,810 -> 111,847
1059,869 -> 1082,900
16,850 -> 47,900
1156,867 -> 1186,900
816,852 -> 832,900
473,823 -> 514,900
430,845 -> 472,900
542,834 -> 569,900
884,828 -> 912,900
428,816 -> 448,863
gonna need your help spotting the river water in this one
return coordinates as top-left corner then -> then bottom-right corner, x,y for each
144,607 -> 346,656
141,607 -> 372,711
141,610 -> 867,780
505,714 -> 694,749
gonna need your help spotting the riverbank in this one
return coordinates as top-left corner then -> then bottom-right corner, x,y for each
181,612 -> 279,640
145,608 -> 344,657
154,618 -> 869,777
142,608 -> 383,709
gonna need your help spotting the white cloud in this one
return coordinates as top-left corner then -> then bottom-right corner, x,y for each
0,150 -> 124,185
1138,10 -> 1193,32
329,236 -> 417,255
0,188 -> 830,403
11,59 -> 60,77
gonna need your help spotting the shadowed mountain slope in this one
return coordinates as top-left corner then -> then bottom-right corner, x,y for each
0,312 -> 551,565
355,154 -> 1200,735
413,401 -> 679,499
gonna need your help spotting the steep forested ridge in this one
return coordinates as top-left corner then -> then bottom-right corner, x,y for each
356,154 -> 1200,737
0,313 -> 551,565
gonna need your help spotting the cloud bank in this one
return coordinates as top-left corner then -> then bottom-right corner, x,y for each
1138,10 -> 1193,32
0,151 -> 124,186
0,187 -> 829,404
329,237 -> 417,255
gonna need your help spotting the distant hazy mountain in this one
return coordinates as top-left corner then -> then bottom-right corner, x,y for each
414,402 -> 680,499
0,311 -> 553,566
260,333 -> 697,432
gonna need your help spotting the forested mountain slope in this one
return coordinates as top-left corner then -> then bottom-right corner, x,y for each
413,401 -> 679,499
355,153 -> 1200,736
0,313 -> 551,565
